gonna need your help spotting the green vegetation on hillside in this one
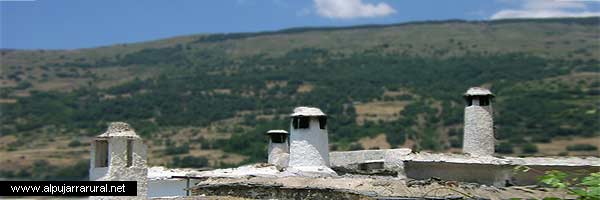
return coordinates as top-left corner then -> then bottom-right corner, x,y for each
0,17 -> 598,180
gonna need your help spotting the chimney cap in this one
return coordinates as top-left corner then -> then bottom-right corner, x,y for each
266,130 -> 289,135
96,122 -> 141,139
464,87 -> 494,97
290,106 -> 326,117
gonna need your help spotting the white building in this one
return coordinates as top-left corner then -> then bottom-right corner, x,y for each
89,122 -> 148,199
287,107 -> 336,176
463,87 -> 495,157
266,130 -> 289,168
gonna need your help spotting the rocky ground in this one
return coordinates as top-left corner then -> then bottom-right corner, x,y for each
187,175 -> 572,199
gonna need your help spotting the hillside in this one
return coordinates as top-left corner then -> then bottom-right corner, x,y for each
0,17 -> 599,180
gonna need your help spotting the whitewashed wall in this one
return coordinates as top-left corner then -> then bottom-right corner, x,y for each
90,137 -> 147,200
288,118 -> 330,167
147,179 -> 201,198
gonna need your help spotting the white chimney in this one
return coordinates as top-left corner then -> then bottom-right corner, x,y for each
463,87 -> 495,157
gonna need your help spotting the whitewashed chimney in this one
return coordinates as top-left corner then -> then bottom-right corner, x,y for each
266,129 -> 289,168
287,107 -> 336,176
89,122 -> 147,199
463,87 -> 495,157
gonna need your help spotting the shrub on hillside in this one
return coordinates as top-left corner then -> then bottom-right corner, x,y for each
531,135 -> 551,143
68,140 -> 83,147
496,142 -> 514,154
566,144 -> 598,151
170,156 -> 209,168
449,137 -> 462,148
522,143 -> 539,154
349,143 -> 363,151
165,143 -> 190,155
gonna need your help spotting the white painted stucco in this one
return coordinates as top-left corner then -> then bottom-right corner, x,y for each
329,148 -> 411,167
465,87 -> 494,96
284,165 -> 337,177
90,122 -> 147,200
286,107 -> 336,177
268,142 -> 290,168
266,130 -> 290,168
290,107 -> 326,117
383,149 -> 410,178
147,179 -> 201,198
288,118 -> 330,167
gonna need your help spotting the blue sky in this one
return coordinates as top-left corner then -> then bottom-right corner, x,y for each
1,0 -> 599,49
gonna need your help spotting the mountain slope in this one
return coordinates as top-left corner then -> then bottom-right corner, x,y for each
0,17 -> 599,180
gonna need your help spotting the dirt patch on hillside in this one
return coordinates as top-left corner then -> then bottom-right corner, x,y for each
265,81 -> 287,89
358,134 -> 391,150
297,83 -> 314,93
536,136 -> 600,156
354,101 -> 408,125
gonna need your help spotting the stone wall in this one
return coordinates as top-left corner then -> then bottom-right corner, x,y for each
330,149 -> 411,177
192,182 -> 372,200
463,105 -> 494,156
330,149 -> 600,187
404,161 -> 512,187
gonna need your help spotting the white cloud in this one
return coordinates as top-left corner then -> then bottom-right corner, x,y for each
313,0 -> 396,19
491,0 -> 600,19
